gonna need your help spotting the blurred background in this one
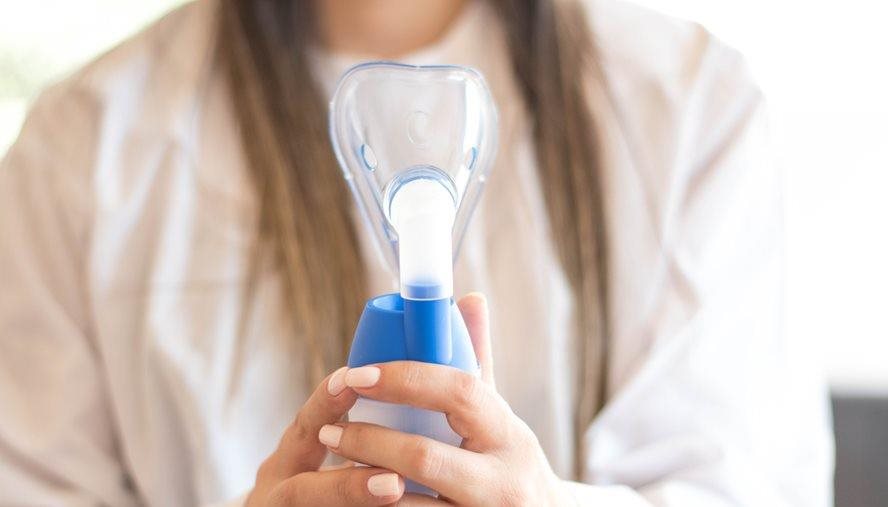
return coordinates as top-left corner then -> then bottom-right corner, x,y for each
1,0 -> 886,505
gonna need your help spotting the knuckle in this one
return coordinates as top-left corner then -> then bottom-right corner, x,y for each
334,474 -> 348,501
256,455 -> 278,481
401,362 -> 426,394
280,415 -> 319,468
495,416 -> 533,454
338,423 -> 377,455
454,373 -> 485,411
268,476 -> 302,506
289,414 -> 311,444
334,471 -> 361,504
338,423 -> 359,450
512,416 -> 538,446
347,469 -> 375,503
408,438 -> 444,483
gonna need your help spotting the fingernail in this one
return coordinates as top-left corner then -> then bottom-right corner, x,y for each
327,366 -> 348,396
318,424 -> 343,448
367,472 -> 401,497
345,366 -> 380,388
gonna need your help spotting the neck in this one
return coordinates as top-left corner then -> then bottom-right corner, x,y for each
315,0 -> 469,58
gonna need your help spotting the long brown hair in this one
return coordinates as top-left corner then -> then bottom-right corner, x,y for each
217,0 -> 608,476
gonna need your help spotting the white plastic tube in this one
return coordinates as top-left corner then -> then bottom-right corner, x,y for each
389,177 -> 456,301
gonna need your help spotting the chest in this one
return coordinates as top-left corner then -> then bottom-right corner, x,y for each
86,71 -> 581,500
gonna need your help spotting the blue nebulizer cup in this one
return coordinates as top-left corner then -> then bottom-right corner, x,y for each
329,62 -> 498,495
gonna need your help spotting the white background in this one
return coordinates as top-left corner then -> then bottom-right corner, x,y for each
2,0 -> 886,392
628,0 -> 888,392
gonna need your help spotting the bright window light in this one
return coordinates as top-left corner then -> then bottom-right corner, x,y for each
629,0 -> 888,392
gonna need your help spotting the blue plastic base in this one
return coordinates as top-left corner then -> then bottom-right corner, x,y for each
347,293 -> 477,372
346,293 -> 478,497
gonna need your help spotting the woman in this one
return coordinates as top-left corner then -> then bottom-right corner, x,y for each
0,0 -> 832,505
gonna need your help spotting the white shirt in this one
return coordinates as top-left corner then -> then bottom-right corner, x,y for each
0,0 -> 833,505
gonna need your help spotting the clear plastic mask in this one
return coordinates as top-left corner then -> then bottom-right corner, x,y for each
329,62 -> 498,278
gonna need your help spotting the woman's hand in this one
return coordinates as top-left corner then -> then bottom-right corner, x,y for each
245,368 -> 407,506
318,293 -> 574,506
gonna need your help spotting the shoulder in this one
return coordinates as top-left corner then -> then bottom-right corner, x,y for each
580,0 -> 770,217
585,0 -> 761,108
3,0 -> 218,227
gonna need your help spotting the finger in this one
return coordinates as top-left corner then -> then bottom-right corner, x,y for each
270,467 -> 404,507
320,422 -> 491,505
319,460 -> 354,471
391,493 -> 451,506
268,366 -> 357,478
457,292 -> 494,386
344,362 -> 510,449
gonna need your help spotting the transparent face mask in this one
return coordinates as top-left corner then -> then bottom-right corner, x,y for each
329,62 -> 498,288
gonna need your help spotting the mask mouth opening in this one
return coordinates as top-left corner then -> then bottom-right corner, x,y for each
383,165 -> 458,227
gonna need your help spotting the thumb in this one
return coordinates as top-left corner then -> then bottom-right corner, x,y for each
457,292 -> 495,386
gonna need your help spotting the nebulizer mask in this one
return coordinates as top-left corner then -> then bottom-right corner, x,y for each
329,62 -> 497,494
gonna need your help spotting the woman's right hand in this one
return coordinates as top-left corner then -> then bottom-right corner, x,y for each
246,367 -> 406,506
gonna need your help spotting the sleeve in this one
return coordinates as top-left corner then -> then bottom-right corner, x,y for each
0,89 -> 141,506
563,52 -> 834,505
0,85 -> 253,507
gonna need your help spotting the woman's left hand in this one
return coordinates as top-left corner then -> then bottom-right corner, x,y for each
317,293 -> 574,506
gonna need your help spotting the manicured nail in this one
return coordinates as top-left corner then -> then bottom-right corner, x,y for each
345,366 -> 380,388
318,424 -> 343,448
367,472 -> 401,497
327,366 -> 348,396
